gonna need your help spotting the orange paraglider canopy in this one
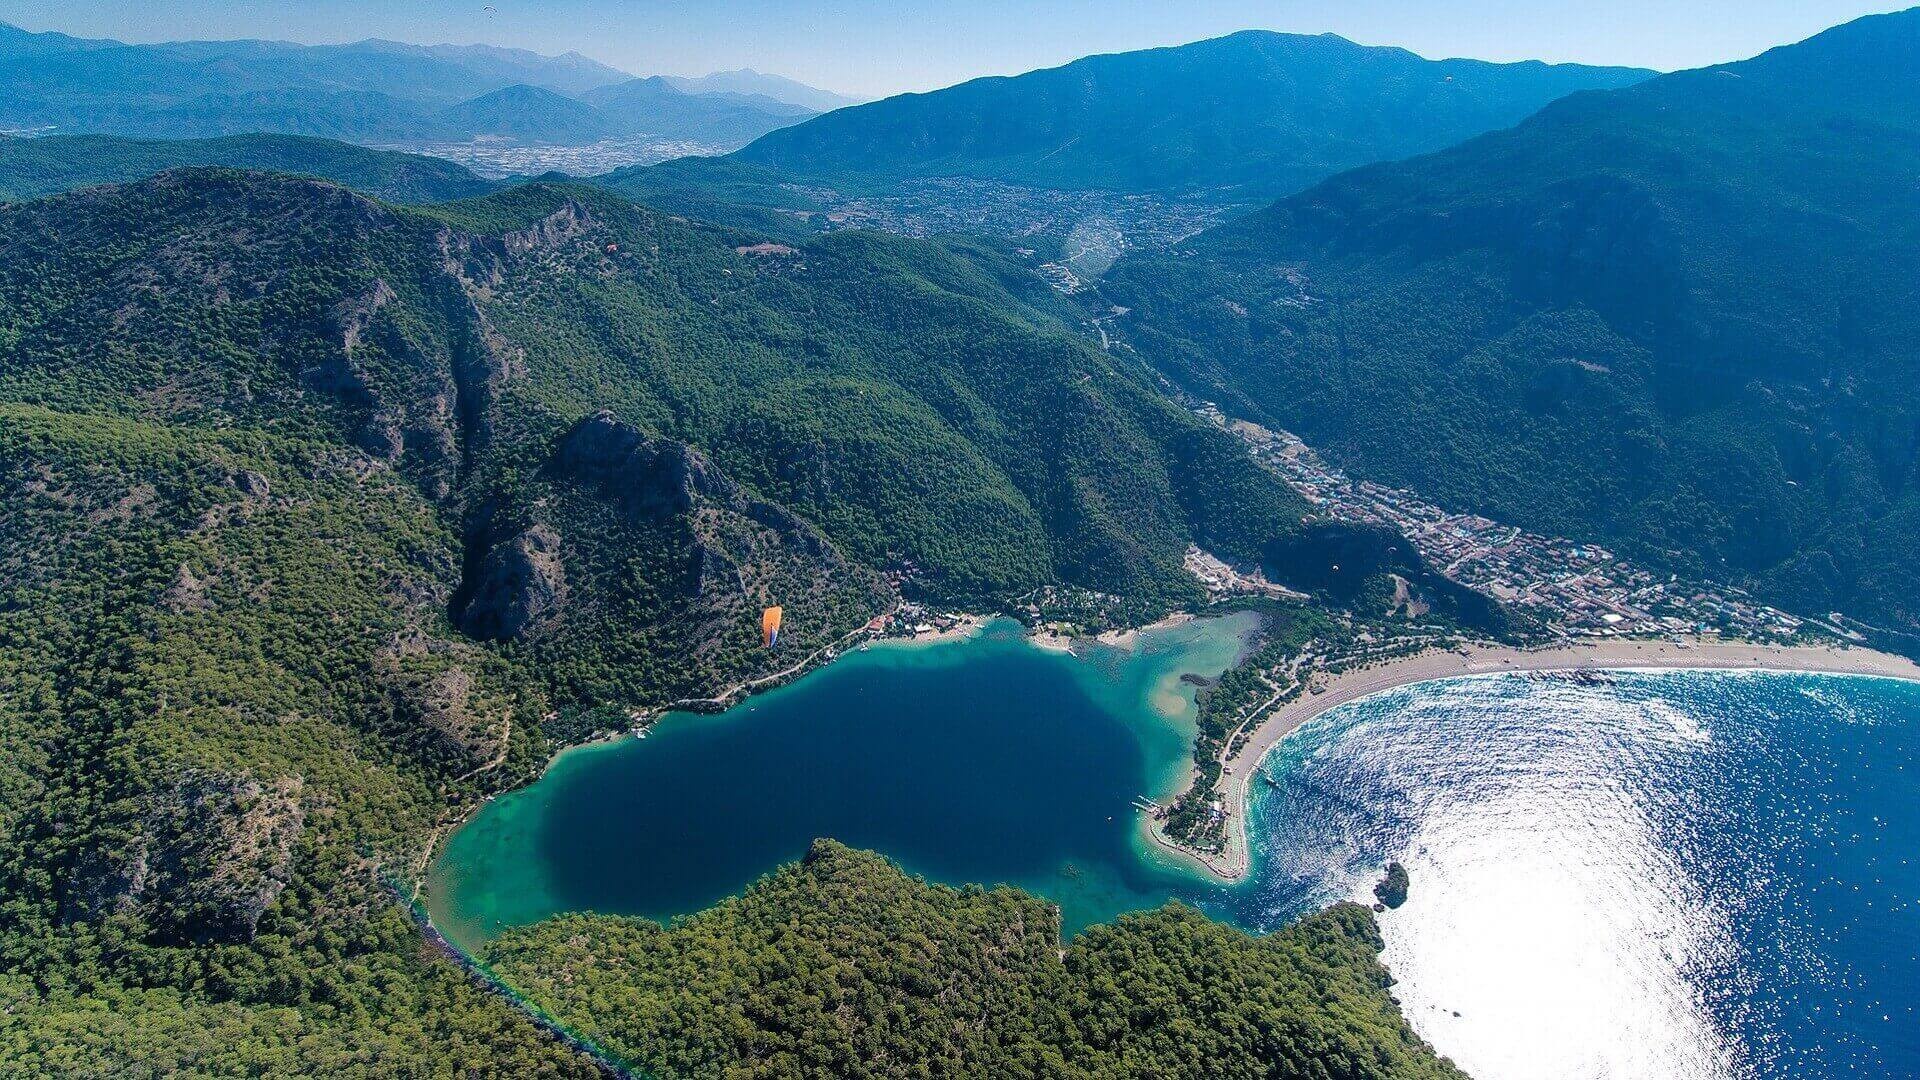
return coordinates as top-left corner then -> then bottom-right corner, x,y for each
761,606 -> 783,647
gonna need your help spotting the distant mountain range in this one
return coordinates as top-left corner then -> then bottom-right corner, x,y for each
663,68 -> 865,112
601,30 -> 1652,243
726,31 -> 1651,199
437,84 -> 623,144
3,9 -> 1919,1076
0,22 -> 839,150
582,76 -> 818,144
1103,8 -> 1920,645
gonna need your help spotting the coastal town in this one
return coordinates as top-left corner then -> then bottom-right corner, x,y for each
1132,399 -> 1901,870
1192,403 -> 1846,644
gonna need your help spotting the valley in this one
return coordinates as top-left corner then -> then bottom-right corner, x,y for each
1195,403 -> 1826,643
2,6 -> 1919,1078
382,134 -> 730,177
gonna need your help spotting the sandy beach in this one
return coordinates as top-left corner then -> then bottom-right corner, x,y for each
1152,636 -> 1920,883
1094,611 -> 1196,649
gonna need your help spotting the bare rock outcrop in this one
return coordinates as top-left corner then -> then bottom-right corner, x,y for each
455,411 -> 890,682
457,522 -> 567,642
553,410 -> 839,565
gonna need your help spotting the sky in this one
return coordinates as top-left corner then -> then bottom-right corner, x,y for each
0,0 -> 1906,99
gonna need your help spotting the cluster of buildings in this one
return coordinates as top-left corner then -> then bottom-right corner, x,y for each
1198,406 -> 1826,642
877,602 -> 970,640
397,136 -> 722,177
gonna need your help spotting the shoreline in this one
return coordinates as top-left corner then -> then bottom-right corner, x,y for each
1096,611 -> 1197,649
418,607 -> 1226,943
414,607 -> 991,901
1150,636 -> 1920,884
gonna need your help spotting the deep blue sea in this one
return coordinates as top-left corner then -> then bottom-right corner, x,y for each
1229,670 -> 1920,1079
432,624 -> 1920,1080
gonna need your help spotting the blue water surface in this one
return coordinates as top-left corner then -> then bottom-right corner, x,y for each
432,627 -> 1920,1080
1229,670 -> 1920,1079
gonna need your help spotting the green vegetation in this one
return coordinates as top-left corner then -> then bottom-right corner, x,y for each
600,31 -> 1646,235
415,181 -> 1308,611
1161,604 -> 1340,847
0,133 -> 498,204
0,405 -> 586,1074
1104,9 -> 1920,649
0,167 -> 1365,1072
1,10 -> 1911,1074
1375,863 -> 1411,910
1162,560 -> 1514,850
487,840 -> 1464,1080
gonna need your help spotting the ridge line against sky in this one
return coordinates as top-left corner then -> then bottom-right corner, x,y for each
0,1 -> 1909,100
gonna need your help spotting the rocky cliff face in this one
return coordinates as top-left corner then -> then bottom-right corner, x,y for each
551,410 -> 838,563
459,411 -> 872,645
458,522 -> 567,642
551,409 -> 728,518
455,410 -> 890,701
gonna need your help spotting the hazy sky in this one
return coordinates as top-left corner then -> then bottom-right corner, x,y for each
0,0 -> 1905,98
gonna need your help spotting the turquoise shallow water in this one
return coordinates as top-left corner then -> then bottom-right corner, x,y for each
427,614 -> 1255,949
431,631 -> 1920,1080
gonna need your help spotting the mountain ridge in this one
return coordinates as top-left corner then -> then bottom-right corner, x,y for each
0,166 -> 1464,1073
727,29 -> 1653,198
438,83 -> 620,144
1102,6 -> 1920,645
0,23 -> 812,149
664,67 -> 862,111
0,131 -> 498,202
581,75 -> 817,143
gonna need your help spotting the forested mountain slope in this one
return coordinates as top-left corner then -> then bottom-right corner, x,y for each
0,169 -> 1371,1071
0,403 -> 588,1073
599,31 -> 1646,250
0,132 -> 498,203
489,841 -> 1466,1079
731,30 -> 1648,198
1105,8 -> 1920,644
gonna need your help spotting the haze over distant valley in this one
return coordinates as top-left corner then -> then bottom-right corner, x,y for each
0,21 -> 851,174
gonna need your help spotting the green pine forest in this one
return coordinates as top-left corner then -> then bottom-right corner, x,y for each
0,168 -> 1455,1076
8,10 -> 1916,1074
486,841 -> 1466,1080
